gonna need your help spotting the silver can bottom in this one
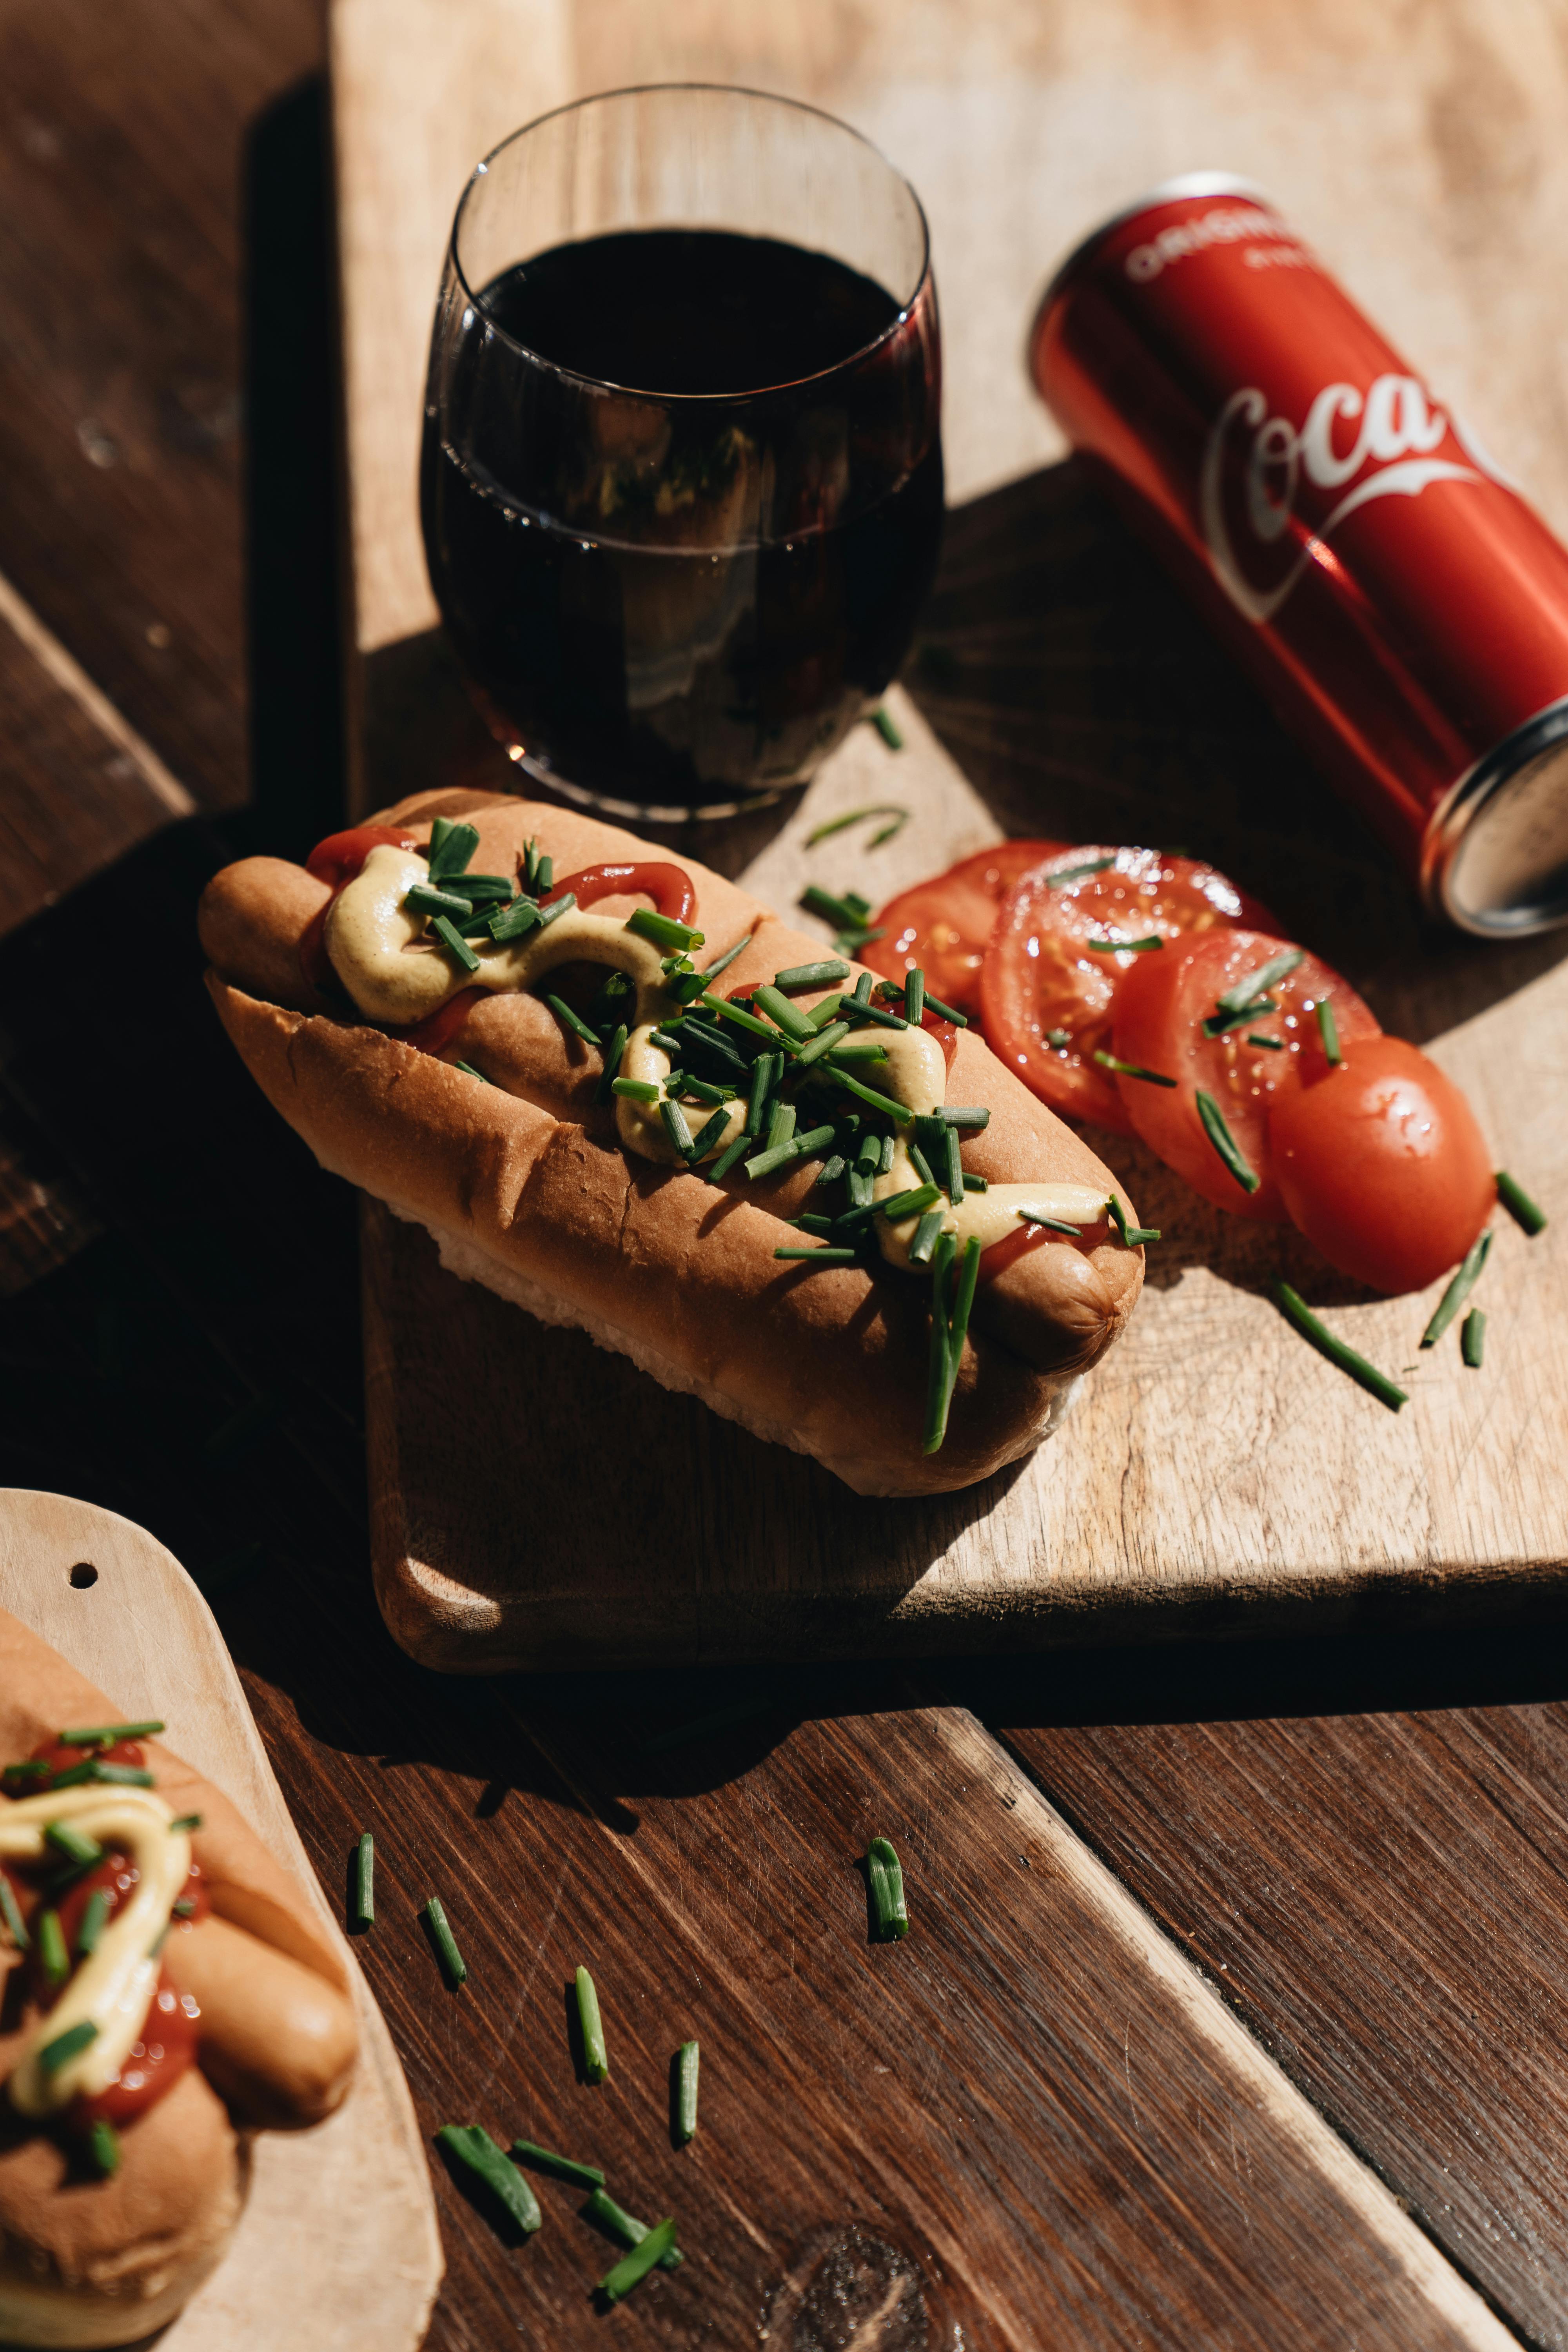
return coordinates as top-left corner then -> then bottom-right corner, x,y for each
1427,695 -> 1568,936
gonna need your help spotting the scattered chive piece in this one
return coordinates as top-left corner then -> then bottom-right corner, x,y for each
701,934 -> 752,982
59,1722 -> 163,1747
171,1897 -> 196,1919
774,1246 -> 857,1264
36,1908 -> 69,1988
435,2125 -> 541,2236
0,1875 -> 30,1952
866,1837 -> 910,1940
1316,996 -> 1342,1065
1462,1308 -> 1487,1368
488,897 -> 542,944
595,1024 -> 629,1103
843,998 -> 907,1033
690,1107 -> 733,1160
76,1889 -> 109,1956
452,1060 -> 494,1085
446,873 -> 513,898
1274,1281 -> 1407,1410
1093,1050 -> 1176,1087
707,1132 -> 753,1185
533,890 -> 577,933
1087,934 -> 1163,954
800,884 -> 869,931
939,1107 -> 991,1131
587,2190 -> 683,2276
426,819 -> 479,880
795,1020 -> 850,1068
626,906 -> 704,954
1203,997 -> 1278,1038
906,967 -> 926,1029
521,837 -> 546,891
421,1897 -> 467,1989
168,1814 -> 203,1834
1194,1089 -> 1260,1194
1216,947 -> 1304,1015
874,978 -> 968,1027
869,706 -> 904,750
611,1077 -> 661,1103
661,1098 -> 698,1163
790,1212 -> 836,1236
574,1965 -> 609,2083
1047,854 -> 1117,888
546,995 -> 601,1049
808,994 -> 848,1030
746,1052 -> 779,1136
942,1123 -> 964,1204
511,2139 -> 604,2190
352,1833 -> 375,1931
39,2018 -> 96,2074
404,882 -> 473,920
963,1172 -> 988,1193
754,985 -> 814,1042
766,1098 -> 798,1152
674,2040 -> 700,2143
822,1068 -> 911,1124
773,960 -> 851,991
45,1822 -> 103,1870
1421,1231 -> 1492,1348
1496,1170 -> 1547,1235
1019,1209 -> 1083,1236
431,915 -> 480,974
880,1183 -> 942,1222
3,1759 -> 52,1781
907,1138 -> 936,1188
1246,1031 -> 1284,1049
816,1154 -> 848,1188
806,800 -> 908,845
1105,1194 -> 1161,1247
87,2118 -> 121,2178
1046,1027 -> 1071,1049
909,1208 -> 946,1266
599,2218 -> 681,2303
923,1234 -> 980,1454
48,1761 -> 154,1790
748,1127 -> 838,1181
699,991 -> 793,1048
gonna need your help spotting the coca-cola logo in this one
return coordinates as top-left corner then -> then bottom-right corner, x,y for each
1200,371 -> 1488,621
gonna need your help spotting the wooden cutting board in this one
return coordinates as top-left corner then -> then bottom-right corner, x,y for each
0,1490 -> 443,2349
334,0 -> 1568,1671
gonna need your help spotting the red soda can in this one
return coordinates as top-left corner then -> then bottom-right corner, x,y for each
1030,174 -> 1568,936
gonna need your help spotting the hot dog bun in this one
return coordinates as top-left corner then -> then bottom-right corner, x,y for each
0,1611 -> 358,2347
200,791 -> 1143,1496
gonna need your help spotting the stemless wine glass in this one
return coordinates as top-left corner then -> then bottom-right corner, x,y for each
420,85 -> 942,822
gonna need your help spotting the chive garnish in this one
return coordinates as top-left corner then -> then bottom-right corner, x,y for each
611,1077 -> 661,1103
447,873 -> 514,898
352,1833 -> 374,1931
822,1068 -> 911,1124
171,1897 -> 196,1919
774,1246 -> 857,1263
879,1183 -> 942,1221
36,1907 -> 69,1988
599,2219 -> 680,2303
766,1099 -> 798,1152
923,1234 -> 980,1454
830,1042 -> 887,1064
586,2189 -> 684,2274
801,884 -> 870,931
699,991 -> 794,1048
941,1122 -> 964,1203
806,799 -> 908,844
1462,1308 -> 1487,1368
0,1874 -> 30,1953
809,994 -> 848,1029
595,1024 -> 628,1103
510,2139 -> 605,2190
1203,998 -> 1278,1038
626,907 -> 704,954
77,1889 -> 109,1956
522,837 -> 546,892
745,1053 -> 778,1137
905,967 -> 926,1029
3,1759 -> 52,1781
1496,1170 -> 1547,1235
938,1107 -> 990,1130
1274,1282 -> 1407,1410
907,1138 -> 936,1189
435,2125 -> 542,2236
701,934 -> 752,982
45,1822 -> 103,1870
431,915 -> 481,974
680,1076 -> 736,1106
1421,1231 -> 1491,1348
49,1761 -> 155,1790
59,1721 -> 163,1747
488,897 -> 542,944
661,1099 -> 697,1162
168,1813 -> 203,1833
574,1964 -> 609,2082
795,1020 -> 850,1068
690,1107 -> 733,1161
843,998 -> 907,1033
754,985 -> 814,1043
869,706 -> 904,750
421,1896 -> 467,1989
674,2039 -> 700,2143
1087,934 -> 1163,954
1018,1209 -> 1083,1235
533,890 -> 577,933
39,2018 -> 96,2074
874,978 -> 969,1027
707,1133 -> 753,1185
546,995 -> 601,1049
1093,1050 -> 1176,1087
426,819 -> 479,880
1216,947 -> 1303,1015
1105,1194 -> 1161,1247
747,1126 -> 838,1181
1046,854 -> 1117,888
452,1061 -> 495,1085
1316,997 -> 1342,1065
909,1209 -> 945,1266
404,883 -> 474,921
790,1213 -> 837,1236
1046,1027 -> 1071,1049
773,960 -> 851,991
87,2118 -> 121,2178
1246,1031 -> 1284,1049
1194,1089 -> 1260,1193
816,1154 -> 848,1188
963,1172 -> 988,1192
866,1837 -> 909,1940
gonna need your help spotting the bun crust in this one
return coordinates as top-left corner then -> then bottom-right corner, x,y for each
200,790 -> 1143,1496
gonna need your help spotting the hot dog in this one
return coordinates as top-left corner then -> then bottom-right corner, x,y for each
200,791 -> 1145,1495
0,1612 -> 358,2347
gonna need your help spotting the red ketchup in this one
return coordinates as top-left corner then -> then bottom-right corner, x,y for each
545,862 -> 697,923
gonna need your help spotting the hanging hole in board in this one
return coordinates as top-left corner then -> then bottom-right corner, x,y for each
69,1563 -> 98,1590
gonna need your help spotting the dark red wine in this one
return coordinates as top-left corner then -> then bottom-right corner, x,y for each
421,228 -> 942,815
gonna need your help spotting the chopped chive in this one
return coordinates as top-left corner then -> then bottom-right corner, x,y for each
680,1074 -> 735,1107
846,1169 -> 874,1211
39,2019 -> 96,2075
707,1132 -> 753,1185
907,1139 -> 936,1189
36,1907 -> 69,1988
446,873 -> 514,898
661,1099 -> 697,1162
510,2139 -> 605,2190
0,1875 -> 30,1953
754,985 -> 814,1042
546,995 -> 601,1049
595,1024 -> 629,1103
599,2218 -> 681,2303
488,897 -> 542,944
690,1107 -> 734,1160
421,1896 -> 467,1989
168,1814 -> 203,1833
426,818 -> 479,880
1316,997 -> 1342,1065
1421,1230 -> 1492,1348
3,1759 -> 52,1781
1047,854 -> 1117,887
575,1965 -> 609,2082
874,978 -> 969,1027
905,967 -> 926,1029
850,971 -> 874,1006
535,853 -> 553,893
795,1020 -> 851,1068
922,1232 -> 956,1454
1462,1308 -> 1487,1368
853,1127 -> 882,1173
820,1067 -> 911,1123
828,1042 -> 887,1063
45,1822 -> 103,1870
1496,1170 -> 1547,1235
808,994 -> 848,1030
454,904 -> 503,936
1087,934 -> 1163,954
748,1126 -> 838,1181
1093,1050 -> 1176,1087
844,998 -> 908,1032
1194,1089 -> 1260,1194
701,934 -> 752,982
611,1077 -> 661,1103
938,1107 -> 990,1131
1019,1209 -> 1083,1235
533,890 -> 577,933
869,706 -> 904,750
879,1183 -> 942,1222
76,1889 -> 110,1957
1046,1027 -> 1071,1049
87,2118 -> 120,2178
352,1833 -> 374,1930
59,1720 -> 164,1748
586,2189 -> 684,2274
815,1153 -> 848,1188
774,1246 -> 857,1263
1274,1281 -> 1407,1410
1105,1194 -> 1161,1247
773,960 -> 851,991
800,884 -> 866,930
1203,997 -> 1278,1038
452,1060 -> 495,1085
646,1027 -> 689,1060
791,1212 -> 837,1236
1246,1031 -> 1284,1049
431,915 -> 480,974
1216,947 -> 1304,1015
48,1760 -> 154,1790
942,1122 -> 964,1203
521,838 -> 546,892
435,2125 -> 541,2236
171,1897 -> 196,1919
806,800 -> 907,844
866,1837 -> 909,1940
626,907 -> 704,953
699,991 -> 793,1048
674,2039 -> 700,2143
963,1172 -> 988,1192
909,1208 -> 946,1265
746,1052 -> 779,1136
766,1100 -> 798,1152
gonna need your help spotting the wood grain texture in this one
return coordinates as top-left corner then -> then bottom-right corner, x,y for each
0,1488 -> 442,2350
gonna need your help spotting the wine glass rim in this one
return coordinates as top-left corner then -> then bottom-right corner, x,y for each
447,82 -> 934,403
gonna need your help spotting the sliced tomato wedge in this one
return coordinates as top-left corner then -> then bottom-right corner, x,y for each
1269,1036 -> 1493,1292
1110,928 -> 1381,1220
981,848 -> 1278,1132
864,840 -> 1067,1017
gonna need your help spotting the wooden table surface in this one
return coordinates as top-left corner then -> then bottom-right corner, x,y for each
6,4 -> 1568,2347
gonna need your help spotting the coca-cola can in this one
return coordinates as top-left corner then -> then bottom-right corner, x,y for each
1030,174 -> 1568,936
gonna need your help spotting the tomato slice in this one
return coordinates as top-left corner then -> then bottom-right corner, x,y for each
1268,1036 -> 1493,1292
981,848 -> 1278,1133
864,841 -> 1068,1017
1110,928 -> 1381,1220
